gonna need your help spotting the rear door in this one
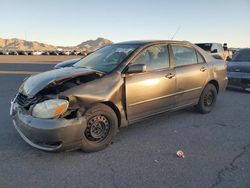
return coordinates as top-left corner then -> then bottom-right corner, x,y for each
125,44 -> 176,122
170,44 -> 208,107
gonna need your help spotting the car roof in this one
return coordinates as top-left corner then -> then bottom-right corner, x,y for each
115,40 -> 188,45
195,43 -> 220,45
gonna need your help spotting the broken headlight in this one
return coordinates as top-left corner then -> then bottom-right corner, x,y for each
32,99 -> 69,119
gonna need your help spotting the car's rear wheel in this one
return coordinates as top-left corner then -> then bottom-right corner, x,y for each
196,84 -> 217,114
81,103 -> 118,152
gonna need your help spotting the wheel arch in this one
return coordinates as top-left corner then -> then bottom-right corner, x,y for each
207,80 -> 219,93
101,101 -> 121,127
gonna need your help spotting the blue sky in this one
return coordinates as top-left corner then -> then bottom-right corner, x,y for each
1,0 -> 250,47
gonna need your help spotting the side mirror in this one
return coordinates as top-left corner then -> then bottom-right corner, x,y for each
127,64 -> 147,74
211,49 -> 218,53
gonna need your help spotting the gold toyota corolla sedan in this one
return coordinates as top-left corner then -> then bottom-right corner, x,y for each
10,40 -> 228,152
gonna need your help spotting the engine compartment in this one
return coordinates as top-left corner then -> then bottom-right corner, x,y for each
39,72 -> 103,95
16,72 -> 104,119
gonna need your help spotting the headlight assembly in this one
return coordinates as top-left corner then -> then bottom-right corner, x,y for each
32,99 -> 69,119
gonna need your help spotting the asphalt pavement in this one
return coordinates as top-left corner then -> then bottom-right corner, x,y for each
0,56 -> 249,188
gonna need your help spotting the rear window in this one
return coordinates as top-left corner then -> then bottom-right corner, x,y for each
196,43 -> 212,51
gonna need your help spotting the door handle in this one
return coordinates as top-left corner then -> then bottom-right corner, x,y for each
200,66 -> 207,72
165,73 -> 175,79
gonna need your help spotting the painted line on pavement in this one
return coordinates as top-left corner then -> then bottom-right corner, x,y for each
0,70 -> 40,75
0,62 -> 57,65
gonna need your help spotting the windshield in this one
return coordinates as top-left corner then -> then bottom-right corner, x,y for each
74,44 -> 139,73
232,49 -> 250,62
196,43 -> 212,51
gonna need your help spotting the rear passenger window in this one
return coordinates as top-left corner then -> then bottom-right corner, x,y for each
172,45 -> 198,67
133,44 -> 169,71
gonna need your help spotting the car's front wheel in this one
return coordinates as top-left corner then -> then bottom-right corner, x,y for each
81,103 -> 118,152
196,83 -> 217,114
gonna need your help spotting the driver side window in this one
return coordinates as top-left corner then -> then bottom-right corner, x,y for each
133,44 -> 169,71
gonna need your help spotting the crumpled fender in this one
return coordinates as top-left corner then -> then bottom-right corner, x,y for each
62,71 -> 128,127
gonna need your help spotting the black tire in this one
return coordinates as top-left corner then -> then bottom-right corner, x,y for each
196,84 -> 217,114
81,103 -> 118,152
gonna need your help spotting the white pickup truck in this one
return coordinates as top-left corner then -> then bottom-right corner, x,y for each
196,43 -> 231,61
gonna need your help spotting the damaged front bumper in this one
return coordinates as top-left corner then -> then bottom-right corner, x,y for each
10,100 -> 86,152
227,72 -> 250,91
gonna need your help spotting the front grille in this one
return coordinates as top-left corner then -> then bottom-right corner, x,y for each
241,79 -> 250,87
16,93 -> 39,109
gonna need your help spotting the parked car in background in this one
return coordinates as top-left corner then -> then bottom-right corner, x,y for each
71,51 -> 79,55
32,51 -> 43,55
57,51 -> 65,55
9,51 -> 19,55
79,51 -> 89,56
26,51 -> 33,55
227,48 -> 250,92
49,51 -> 59,56
0,50 -> 89,56
2,51 -> 10,55
54,51 -> 92,68
229,48 -> 240,57
64,51 -> 71,56
54,58 -> 81,69
10,40 -> 227,152
18,51 -> 29,55
41,51 -> 50,55
196,43 -> 231,61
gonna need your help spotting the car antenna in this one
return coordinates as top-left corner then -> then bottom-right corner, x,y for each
171,26 -> 181,40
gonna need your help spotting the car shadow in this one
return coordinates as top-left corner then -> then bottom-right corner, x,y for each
226,88 -> 250,94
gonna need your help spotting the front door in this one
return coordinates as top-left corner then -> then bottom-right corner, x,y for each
125,44 -> 176,122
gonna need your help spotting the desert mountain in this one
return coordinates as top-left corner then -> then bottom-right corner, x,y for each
0,38 -> 56,51
77,38 -> 113,51
0,37 -> 113,51
58,38 -> 113,52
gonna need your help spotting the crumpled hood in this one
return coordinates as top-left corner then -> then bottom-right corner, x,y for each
227,61 -> 250,73
54,58 -> 81,69
19,67 -> 99,97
